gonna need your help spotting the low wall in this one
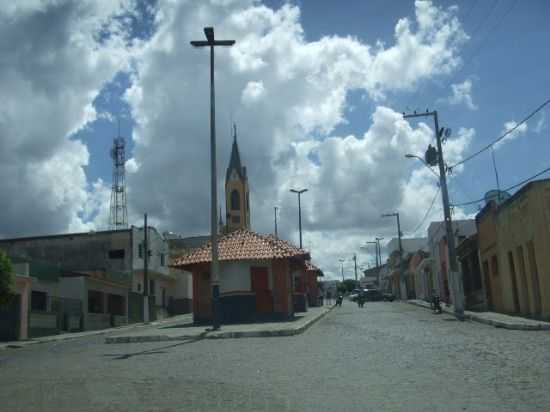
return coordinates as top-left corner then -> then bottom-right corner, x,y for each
293,294 -> 308,313
112,315 -> 128,327
29,312 -> 58,337
220,294 -> 256,323
168,298 -> 192,315
87,313 -> 111,331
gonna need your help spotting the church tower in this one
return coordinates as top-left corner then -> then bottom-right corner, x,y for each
225,124 -> 250,232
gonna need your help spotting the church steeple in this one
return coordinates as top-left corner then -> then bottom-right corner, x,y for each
225,124 -> 250,232
226,124 -> 244,182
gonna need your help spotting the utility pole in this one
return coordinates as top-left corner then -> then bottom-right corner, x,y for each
376,237 -> 384,288
367,239 -> 383,287
403,109 -> 464,320
382,212 -> 406,300
353,254 -> 358,282
191,27 -> 235,330
290,188 -> 308,249
143,213 -> 149,323
274,206 -> 279,238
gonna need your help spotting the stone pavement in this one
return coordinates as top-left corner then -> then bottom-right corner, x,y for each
0,313 -> 193,351
4,302 -> 550,412
105,306 -> 333,343
408,299 -> 550,330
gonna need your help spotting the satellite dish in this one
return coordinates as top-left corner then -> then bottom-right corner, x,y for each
444,128 -> 452,138
484,190 -> 511,205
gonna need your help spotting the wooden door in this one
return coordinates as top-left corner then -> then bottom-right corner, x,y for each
251,267 -> 273,313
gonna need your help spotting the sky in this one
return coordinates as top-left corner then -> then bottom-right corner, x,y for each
1,0 -> 549,279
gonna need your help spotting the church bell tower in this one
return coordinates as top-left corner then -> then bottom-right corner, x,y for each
225,124 -> 250,232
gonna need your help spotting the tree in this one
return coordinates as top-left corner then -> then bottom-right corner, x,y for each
343,279 -> 358,293
0,250 -> 14,305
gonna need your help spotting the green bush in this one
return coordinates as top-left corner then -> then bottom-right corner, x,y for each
0,250 -> 14,305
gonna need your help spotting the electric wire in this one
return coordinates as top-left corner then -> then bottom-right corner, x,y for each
448,98 -> 550,170
410,186 -> 441,234
450,164 -> 550,207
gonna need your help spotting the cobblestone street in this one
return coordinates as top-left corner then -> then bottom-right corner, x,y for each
2,302 -> 550,412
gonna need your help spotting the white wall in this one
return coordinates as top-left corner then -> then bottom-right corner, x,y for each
173,270 -> 192,299
220,260 -> 272,293
131,226 -> 170,276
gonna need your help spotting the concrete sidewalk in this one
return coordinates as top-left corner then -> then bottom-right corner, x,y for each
105,306 -> 334,343
0,313 -> 193,350
408,299 -> 550,330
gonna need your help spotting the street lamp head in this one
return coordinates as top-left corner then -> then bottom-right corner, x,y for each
204,27 -> 214,42
404,154 -> 415,159
290,188 -> 308,194
381,213 -> 397,218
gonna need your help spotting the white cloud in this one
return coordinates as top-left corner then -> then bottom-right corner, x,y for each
241,81 -> 265,104
534,110 -> 546,133
494,121 -> 528,149
121,0 -> 470,277
0,0 -> 471,278
447,79 -> 477,110
0,0 -> 132,236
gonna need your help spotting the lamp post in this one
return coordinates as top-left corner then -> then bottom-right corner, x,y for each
339,258 -> 345,282
375,237 -> 384,287
404,154 -> 440,178
274,206 -> 279,238
143,213 -> 149,323
382,212 -> 406,300
290,188 -> 308,249
366,238 -> 384,288
191,27 -> 235,330
403,110 -> 464,320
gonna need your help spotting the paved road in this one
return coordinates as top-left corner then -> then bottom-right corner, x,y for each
2,302 -> 550,412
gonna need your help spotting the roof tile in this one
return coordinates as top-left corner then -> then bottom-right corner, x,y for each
171,229 -> 309,267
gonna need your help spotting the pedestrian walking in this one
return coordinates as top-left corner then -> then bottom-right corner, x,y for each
357,291 -> 366,308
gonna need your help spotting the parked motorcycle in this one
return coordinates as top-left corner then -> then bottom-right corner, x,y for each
431,294 -> 442,314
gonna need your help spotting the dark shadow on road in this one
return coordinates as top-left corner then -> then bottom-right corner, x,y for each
102,334 -> 206,360
159,315 -> 306,329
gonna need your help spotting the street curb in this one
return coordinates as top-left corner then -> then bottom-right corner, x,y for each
0,314 -> 194,351
105,306 -> 335,344
406,300 -> 550,331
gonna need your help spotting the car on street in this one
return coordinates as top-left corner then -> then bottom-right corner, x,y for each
363,289 -> 395,302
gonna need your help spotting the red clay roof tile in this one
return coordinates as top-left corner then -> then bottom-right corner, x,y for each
171,229 -> 309,267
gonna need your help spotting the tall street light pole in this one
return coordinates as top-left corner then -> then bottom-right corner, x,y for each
191,27 -> 235,331
366,240 -> 379,285
403,110 -> 464,320
143,213 -> 149,323
290,188 -> 308,249
375,237 -> 384,287
382,212 -> 406,300
353,253 -> 358,282
339,258 -> 345,282
274,206 -> 279,238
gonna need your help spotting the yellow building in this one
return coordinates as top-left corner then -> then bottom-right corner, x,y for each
477,179 -> 549,319
224,125 -> 250,232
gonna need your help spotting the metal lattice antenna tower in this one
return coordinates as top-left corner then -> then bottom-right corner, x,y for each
109,119 -> 128,229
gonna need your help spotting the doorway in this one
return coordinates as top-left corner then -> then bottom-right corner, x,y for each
250,267 -> 273,314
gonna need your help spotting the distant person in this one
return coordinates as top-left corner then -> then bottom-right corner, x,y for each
357,291 -> 366,308
336,294 -> 343,307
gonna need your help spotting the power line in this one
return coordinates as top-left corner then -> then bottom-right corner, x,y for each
448,98 -> 550,170
410,186 -> 441,234
463,0 -> 518,66
450,164 -> 550,207
467,0 -> 500,41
